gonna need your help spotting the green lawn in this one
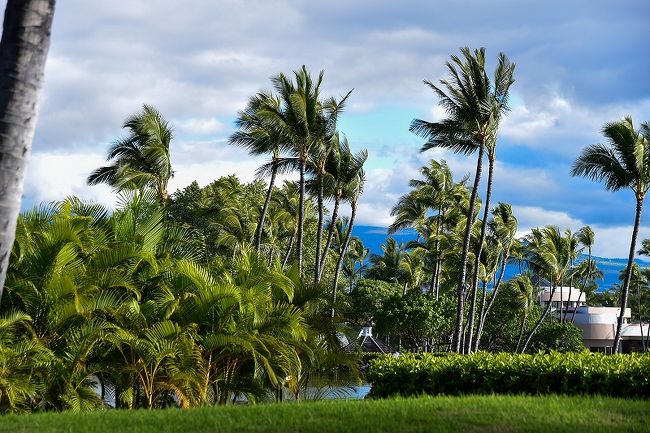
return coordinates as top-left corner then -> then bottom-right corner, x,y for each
2,395 -> 648,433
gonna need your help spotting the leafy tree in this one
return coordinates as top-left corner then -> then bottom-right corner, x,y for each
347,279 -> 402,328
525,322 -> 584,353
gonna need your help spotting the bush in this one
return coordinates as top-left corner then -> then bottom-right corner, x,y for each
526,322 -> 584,353
367,352 -> 650,398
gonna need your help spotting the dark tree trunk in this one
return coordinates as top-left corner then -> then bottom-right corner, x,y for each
314,174 -> 324,282
474,251 -> 509,351
613,196 -> 644,353
515,313 -> 527,353
281,230 -> 296,270
319,194 -> 340,278
521,284 -> 557,353
466,153 -> 495,353
452,141 -> 485,353
296,157 -> 306,274
332,202 -> 356,317
254,160 -> 277,251
0,0 -> 56,302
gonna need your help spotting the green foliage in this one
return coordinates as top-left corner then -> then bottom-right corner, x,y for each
526,322 -> 584,353
367,352 -> 650,398
0,194 -> 359,413
346,279 -> 402,327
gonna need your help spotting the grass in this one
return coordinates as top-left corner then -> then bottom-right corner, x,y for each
1,395 -> 648,433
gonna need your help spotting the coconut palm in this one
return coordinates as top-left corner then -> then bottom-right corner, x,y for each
230,92 -> 284,251
473,203 -> 518,351
257,66 -> 350,275
410,48 -> 515,353
318,135 -> 358,279
331,153 -> 367,317
88,105 -> 173,205
0,0 -> 56,304
572,117 -> 650,353
509,274 -> 535,353
520,226 -> 577,353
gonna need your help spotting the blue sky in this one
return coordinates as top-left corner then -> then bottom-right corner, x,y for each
17,0 -> 650,257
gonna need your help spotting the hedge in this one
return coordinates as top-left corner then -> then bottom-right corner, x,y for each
367,352 -> 650,398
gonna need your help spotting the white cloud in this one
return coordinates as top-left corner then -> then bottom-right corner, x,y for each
24,151 -> 116,208
500,93 -> 650,155
176,117 -> 225,136
513,205 -> 584,237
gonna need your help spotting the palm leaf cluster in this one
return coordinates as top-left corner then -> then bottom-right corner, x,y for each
0,193 -> 354,413
230,66 -> 367,316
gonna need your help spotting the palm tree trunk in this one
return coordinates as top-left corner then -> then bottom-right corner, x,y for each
556,286 -> 560,322
472,280 -> 488,350
452,141 -> 485,353
466,153 -> 495,353
296,157 -> 306,274
332,202 -> 356,317
0,0 -> 55,302
474,252 -> 508,351
570,291 -> 583,323
613,196 -> 644,353
281,230 -> 296,270
515,314 -> 527,353
521,284 -> 557,353
314,175 -> 324,282
254,161 -> 277,251
432,209 -> 442,300
319,194 -> 340,278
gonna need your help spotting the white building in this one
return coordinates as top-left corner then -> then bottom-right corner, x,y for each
538,286 -> 649,353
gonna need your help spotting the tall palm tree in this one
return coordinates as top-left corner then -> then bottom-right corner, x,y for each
466,54 -> 515,352
230,92 -> 283,251
473,203 -> 518,351
520,226 -> 576,353
410,48 -> 515,353
0,0 -> 56,303
88,105 -> 173,205
571,226 -> 596,320
318,136 -> 356,279
259,66 -> 350,275
572,117 -> 650,353
510,273 -> 535,353
331,151 -> 367,317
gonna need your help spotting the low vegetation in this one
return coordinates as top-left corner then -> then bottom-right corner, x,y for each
1,395 -> 648,433
368,352 -> 650,398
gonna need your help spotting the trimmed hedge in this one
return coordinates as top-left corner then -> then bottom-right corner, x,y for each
367,352 -> 650,398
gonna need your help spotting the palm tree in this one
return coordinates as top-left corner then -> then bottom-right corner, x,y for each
572,117 -> 650,353
88,105 -> 173,205
520,226 -> 576,353
473,203 -> 518,351
410,48 -> 515,353
230,92 -> 284,251
331,153 -> 367,317
318,136 -> 357,279
510,274 -> 535,353
0,0 -> 56,304
259,66 -> 350,275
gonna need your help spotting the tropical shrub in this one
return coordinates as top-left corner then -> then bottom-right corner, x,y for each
367,352 -> 650,398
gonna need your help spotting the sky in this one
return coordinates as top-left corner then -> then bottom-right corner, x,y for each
17,0 -> 650,258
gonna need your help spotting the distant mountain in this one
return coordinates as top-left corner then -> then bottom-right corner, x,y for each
352,225 -> 650,291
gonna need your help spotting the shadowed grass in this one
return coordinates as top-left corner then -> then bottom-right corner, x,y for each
2,395 -> 648,433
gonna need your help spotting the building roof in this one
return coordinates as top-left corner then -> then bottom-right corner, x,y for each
343,335 -> 394,353
343,327 -> 393,354
538,286 -> 584,302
